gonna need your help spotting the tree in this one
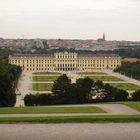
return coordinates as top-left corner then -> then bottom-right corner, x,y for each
94,80 -> 104,89
96,83 -> 128,102
52,76 -> 93,104
52,74 -> 71,103
114,62 -> 140,80
65,83 -> 79,104
104,84 -> 115,101
0,64 -> 21,107
114,89 -> 128,101
132,90 -> 140,101
75,77 -> 93,103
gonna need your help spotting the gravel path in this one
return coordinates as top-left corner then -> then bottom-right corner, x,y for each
15,71 -> 32,107
106,70 -> 140,86
103,81 -> 127,83
0,123 -> 140,140
95,104 -> 140,115
80,74 -> 109,76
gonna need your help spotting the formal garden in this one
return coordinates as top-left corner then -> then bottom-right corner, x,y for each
32,71 -> 140,92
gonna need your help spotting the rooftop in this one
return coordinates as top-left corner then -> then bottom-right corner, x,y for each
10,52 -> 120,58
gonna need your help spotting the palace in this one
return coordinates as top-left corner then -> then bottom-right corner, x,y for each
9,52 -> 121,72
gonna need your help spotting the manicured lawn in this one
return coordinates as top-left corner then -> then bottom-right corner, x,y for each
0,115 -> 140,123
33,83 -> 53,91
0,106 -> 105,114
86,76 -> 123,81
79,72 -> 107,75
123,102 -> 140,112
109,83 -> 140,90
33,72 -> 61,75
33,76 -> 58,81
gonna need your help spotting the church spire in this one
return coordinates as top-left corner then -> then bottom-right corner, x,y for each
103,32 -> 105,41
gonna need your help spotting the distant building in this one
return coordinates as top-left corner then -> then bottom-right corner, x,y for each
103,32 -> 105,41
9,52 -> 121,72
97,33 -> 106,42
122,58 -> 140,63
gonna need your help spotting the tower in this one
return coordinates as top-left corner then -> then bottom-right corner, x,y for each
103,32 -> 105,41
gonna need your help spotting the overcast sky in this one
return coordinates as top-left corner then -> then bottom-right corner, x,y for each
0,0 -> 140,41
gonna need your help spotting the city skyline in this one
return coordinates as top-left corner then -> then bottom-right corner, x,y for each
0,0 -> 140,41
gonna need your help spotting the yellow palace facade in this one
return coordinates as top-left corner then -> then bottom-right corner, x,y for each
9,52 -> 121,71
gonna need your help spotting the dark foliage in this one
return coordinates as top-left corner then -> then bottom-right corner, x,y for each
24,75 -> 129,106
24,94 -> 53,106
0,64 -> 22,107
132,90 -> 140,101
114,62 -> 140,80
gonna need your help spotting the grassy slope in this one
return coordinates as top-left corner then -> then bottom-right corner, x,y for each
0,106 -> 105,114
0,115 -> 140,123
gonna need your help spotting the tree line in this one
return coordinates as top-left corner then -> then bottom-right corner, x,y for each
2,45 -> 140,59
114,62 -> 140,80
24,74 -> 132,106
32,47 -> 140,59
93,47 -> 140,59
0,64 -> 22,107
